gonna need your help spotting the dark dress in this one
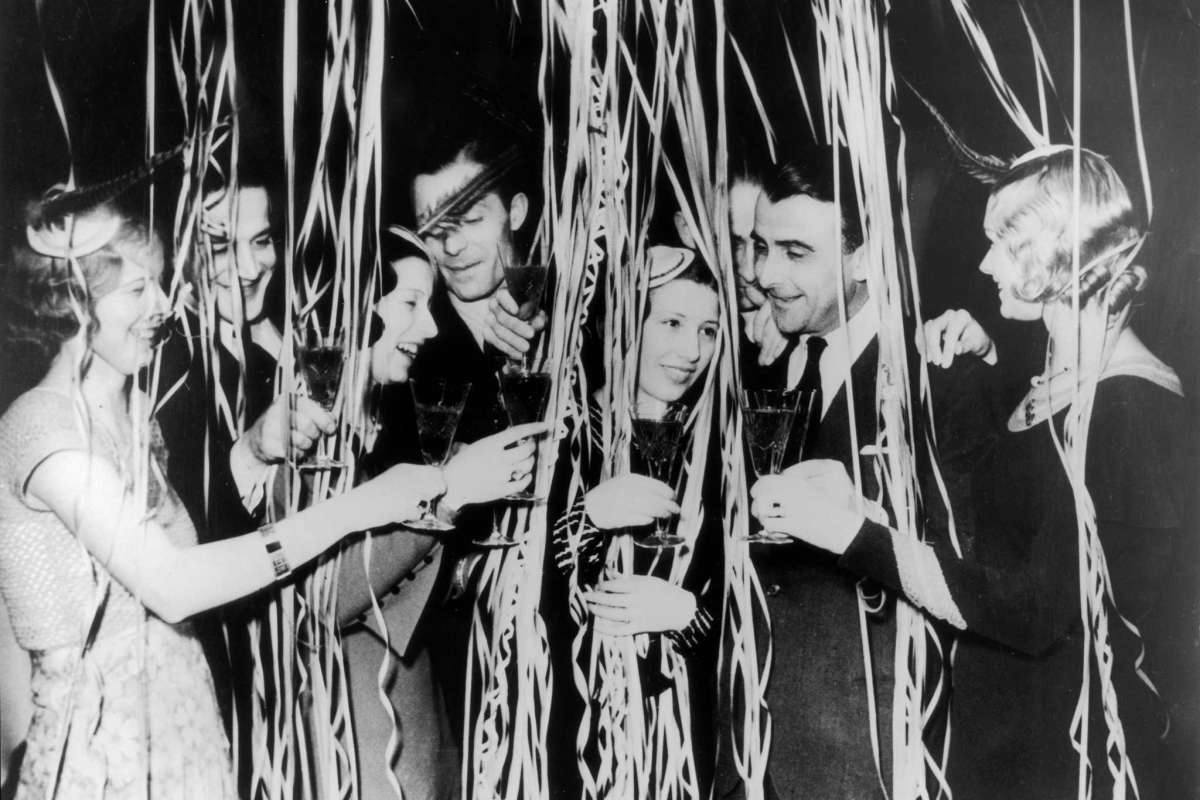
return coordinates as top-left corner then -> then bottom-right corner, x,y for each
841,375 -> 1194,799
544,396 -> 723,799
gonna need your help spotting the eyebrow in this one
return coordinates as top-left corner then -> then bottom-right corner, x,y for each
750,232 -> 815,253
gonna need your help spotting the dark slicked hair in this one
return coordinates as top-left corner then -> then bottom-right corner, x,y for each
411,105 -> 533,209
762,147 -> 864,252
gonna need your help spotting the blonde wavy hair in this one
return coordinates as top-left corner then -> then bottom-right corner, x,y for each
987,149 -> 1145,311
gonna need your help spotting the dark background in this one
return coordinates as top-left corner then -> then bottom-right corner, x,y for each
2,0 -> 1198,415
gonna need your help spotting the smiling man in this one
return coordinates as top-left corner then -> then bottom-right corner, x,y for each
735,153 -> 893,800
722,150 -> 999,800
409,127 -> 543,439
154,156 -> 335,798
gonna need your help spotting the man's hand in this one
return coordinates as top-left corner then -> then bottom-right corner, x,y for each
749,303 -> 789,367
243,396 -> 337,464
750,459 -> 865,555
584,474 -> 679,530
485,287 -> 548,360
919,309 -> 996,369
584,574 -> 697,636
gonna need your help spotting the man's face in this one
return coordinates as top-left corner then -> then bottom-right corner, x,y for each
751,193 -> 864,337
201,186 -> 277,324
729,180 -> 766,312
413,155 -> 527,303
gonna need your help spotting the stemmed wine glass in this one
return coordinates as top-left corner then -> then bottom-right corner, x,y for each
740,388 -> 803,543
295,323 -> 345,471
630,402 -> 688,550
407,378 -> 471,531
500,247 -> 550,372
474,362 -> 554,547
498,363 -> 552,501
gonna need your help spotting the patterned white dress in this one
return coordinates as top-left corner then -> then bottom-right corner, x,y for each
0,388 -> 236,799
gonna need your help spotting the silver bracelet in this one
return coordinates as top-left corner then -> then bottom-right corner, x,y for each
260,523 -> 292,581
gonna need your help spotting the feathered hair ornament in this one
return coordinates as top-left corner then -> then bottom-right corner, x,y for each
25,140 -> 186,261
26,140 -> 186,231
415,145 -> 524,237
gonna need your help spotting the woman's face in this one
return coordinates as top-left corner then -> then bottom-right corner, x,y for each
980,184 -> 1046,322
90,250 -> 169,376
637,279 -> 720,406
370,256 -> 438,384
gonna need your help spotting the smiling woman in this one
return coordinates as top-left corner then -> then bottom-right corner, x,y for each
637,261 -> 720,410
0,189 -> 451,799
369,254 -> 439,385
543,245 -> 728,797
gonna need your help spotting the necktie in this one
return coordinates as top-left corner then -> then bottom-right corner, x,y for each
795,336 -> 826,456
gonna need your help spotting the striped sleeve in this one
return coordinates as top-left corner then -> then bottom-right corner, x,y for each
551,493 -> 605,577
665,604 -> 715,655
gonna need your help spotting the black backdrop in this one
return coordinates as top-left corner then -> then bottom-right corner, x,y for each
2,0 -> 1197,415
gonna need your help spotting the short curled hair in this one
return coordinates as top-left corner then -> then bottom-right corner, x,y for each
987,149 -> 1144,307
2,203 -> 161,360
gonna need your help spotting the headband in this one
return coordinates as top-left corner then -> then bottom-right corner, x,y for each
647,245 -> 696,289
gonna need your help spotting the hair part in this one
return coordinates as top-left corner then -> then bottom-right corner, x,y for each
411,107 -> 531,209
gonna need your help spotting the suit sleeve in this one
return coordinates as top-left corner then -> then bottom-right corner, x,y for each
840,369 -> 1181,657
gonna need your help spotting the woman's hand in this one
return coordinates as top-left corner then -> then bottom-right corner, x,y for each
750,459 -> 865,555
919,309 -> 996,368
354,463 -> 447,529
441,422 -> 549,510
583,574 -> 697,636
584,474 -> 679,530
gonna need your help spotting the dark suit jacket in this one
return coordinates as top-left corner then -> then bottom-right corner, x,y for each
154,319 -> 276,546
748,336 -> 997,799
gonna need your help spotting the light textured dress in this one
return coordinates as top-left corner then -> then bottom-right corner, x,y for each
0,388 -> 235,799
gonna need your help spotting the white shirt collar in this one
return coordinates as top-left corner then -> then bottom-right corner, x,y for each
448,293 -> 492,350
786,294 -> 879,417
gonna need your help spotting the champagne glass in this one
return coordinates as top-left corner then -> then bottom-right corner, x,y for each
408,378 -> 471,531
497,362 -> 552,501
474,363 -> 553,547
296,324 -> 345,471
500,247 -> 550,371
631,402 -> 688,550
740,388 -> 803,543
